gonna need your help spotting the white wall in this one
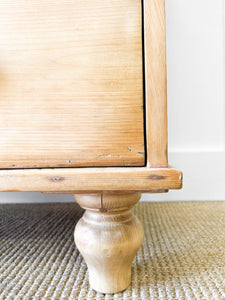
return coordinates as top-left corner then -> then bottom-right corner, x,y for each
143,0 -> 225,201
0,0 -> 224,203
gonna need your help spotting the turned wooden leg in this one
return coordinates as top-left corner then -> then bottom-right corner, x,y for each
74,193 -> 144,294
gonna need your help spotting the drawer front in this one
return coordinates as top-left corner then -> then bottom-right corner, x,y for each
0,0 -> 144,168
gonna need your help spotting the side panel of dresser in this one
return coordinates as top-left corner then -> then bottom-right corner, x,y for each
0,0 -> 144,168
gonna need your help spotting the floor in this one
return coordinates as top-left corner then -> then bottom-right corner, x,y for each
0,201 -> 225,299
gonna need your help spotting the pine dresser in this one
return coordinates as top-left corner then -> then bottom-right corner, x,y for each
0,0 -> 182,293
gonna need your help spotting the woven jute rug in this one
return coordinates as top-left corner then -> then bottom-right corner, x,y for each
0,201 -> 225,300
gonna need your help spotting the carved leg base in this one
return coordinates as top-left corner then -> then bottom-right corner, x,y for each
74,193 -> 144,294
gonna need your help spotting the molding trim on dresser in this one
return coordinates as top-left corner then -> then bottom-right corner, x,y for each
0,0 -> 182,294
0,167 -> 181,192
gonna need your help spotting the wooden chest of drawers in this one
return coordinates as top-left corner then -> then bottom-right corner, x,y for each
0,0 -> 182,294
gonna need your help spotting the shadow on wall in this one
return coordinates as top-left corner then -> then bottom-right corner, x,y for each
0,192 -> 74,203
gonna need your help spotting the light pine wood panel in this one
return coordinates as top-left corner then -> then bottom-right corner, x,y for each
144,0 -> 168,167
0,167 -> 182,192
0,0 -> 144,168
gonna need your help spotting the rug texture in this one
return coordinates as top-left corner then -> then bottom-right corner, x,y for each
0,201 -> 225,300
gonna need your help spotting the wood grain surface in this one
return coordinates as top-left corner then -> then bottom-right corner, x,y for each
0,0 -> 144,168
144,0 -> 168,167
0,167 -> 182,192
74,193 -> 144,293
